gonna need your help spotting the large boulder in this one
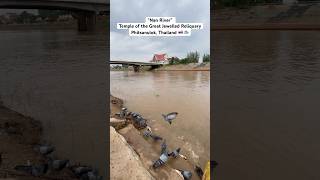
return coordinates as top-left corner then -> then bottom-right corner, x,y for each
110,126 -> 155,180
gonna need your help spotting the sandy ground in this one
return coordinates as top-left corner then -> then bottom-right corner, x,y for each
0,105 -> 76,180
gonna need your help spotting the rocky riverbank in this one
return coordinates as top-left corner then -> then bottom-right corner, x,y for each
0,105 -> 76,179
109,95 -> 207,180
0,105 -> 102,179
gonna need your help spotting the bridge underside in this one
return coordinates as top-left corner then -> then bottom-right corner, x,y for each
111,62 -> 162,72
0,0 -> 109,31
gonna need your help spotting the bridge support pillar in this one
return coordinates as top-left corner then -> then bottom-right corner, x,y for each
77,11 -> 96,31
133,65 -> 140,72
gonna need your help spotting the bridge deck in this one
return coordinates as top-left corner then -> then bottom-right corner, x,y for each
110,61 -> 163,66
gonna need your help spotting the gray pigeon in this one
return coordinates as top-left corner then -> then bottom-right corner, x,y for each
195,165 -> 204,178
119,108 -> 127,118
176,169 -> 192,180
152,153 -> 169,169
80,169 -> 103,180
143,130 -> 163,141
72,166 -> 93,177
34,145 -> 55,156
160,140 -> 167,155
132,115 -> 147,129
168,148 -> 181,158
50,159 -> 70,171
162,112 -> 178,124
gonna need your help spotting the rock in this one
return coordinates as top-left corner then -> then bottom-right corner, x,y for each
110,126 -> 155,180
110,118 -> 127,130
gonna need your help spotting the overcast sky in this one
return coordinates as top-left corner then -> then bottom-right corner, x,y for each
110,0 -> 210,62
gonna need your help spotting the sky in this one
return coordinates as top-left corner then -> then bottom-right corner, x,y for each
110,0 -> 210,62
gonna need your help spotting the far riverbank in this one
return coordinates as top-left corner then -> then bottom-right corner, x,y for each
213,3 -> 320,30
110,63 -> 210,72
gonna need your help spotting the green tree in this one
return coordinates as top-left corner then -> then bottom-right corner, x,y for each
186,51 -> 200,63
203,54 -> 210,62
169,57 -> 180,65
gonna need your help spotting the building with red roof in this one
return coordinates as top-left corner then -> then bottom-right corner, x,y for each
150,53 -> 168,64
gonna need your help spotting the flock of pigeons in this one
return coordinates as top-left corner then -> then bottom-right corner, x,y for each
14,144 -> 102,180
117,107 -> 216,180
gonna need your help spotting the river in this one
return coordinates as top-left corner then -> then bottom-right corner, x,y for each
213,31 -> 320,180
0,29 -> 108,178
110,71 -> 210,168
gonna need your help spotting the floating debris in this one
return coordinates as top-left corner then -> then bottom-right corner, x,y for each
161,112 -> 178,124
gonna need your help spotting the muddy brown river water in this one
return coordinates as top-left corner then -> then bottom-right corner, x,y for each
110,71 -> 210,168
0,29 -> 108,178
213,31 -> 320,180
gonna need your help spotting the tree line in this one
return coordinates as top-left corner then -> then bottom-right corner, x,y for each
169,51 -> 210,65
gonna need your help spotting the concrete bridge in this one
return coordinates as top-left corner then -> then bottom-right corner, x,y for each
110,60 -> 163,72
0,0 -> 109,31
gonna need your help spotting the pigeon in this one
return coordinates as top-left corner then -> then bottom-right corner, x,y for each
152,153 -> 169,169
143,130 -> 163,141
15,164 -> 48,176
160,140 -> 167,154
150,134 -> 163,141
162,112 -> 178,124
132,115 -> 147,129
195,165 -> 204,178
31,164 -> 49,176
119,108 -> 127,119
168,148 -> 181,158
34,145 -> 55,156
175,169 -> 192,180
71,166 -> 93,177
50,159 -> 70,171
80,169 -> 102,180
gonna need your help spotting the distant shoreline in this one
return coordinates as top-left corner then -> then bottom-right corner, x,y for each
212,23 -> 320,31
111,63 -> 210,72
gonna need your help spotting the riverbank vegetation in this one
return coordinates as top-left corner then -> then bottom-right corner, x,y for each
169,51 -> 210,65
